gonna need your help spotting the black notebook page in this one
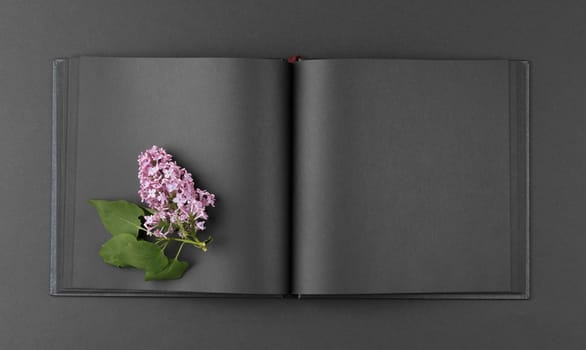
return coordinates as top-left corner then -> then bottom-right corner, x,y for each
61,57 -> 290,294
293,59 -> 514,295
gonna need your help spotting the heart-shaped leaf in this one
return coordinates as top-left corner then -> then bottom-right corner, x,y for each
144,258 -> 189,281
89,199 -> 145,237
99,233 -> 168,273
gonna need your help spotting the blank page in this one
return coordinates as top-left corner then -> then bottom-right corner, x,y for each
293,59 -> 524,295
54,57 -> 290,294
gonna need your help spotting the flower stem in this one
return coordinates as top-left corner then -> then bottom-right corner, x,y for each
152,232 -> 209,253
174,242 -> 185,260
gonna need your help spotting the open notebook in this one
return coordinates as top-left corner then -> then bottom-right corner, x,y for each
51,57 -> 530,298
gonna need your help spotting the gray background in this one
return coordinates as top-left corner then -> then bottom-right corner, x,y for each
0,0 -> 584,348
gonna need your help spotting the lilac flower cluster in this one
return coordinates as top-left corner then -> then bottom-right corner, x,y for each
138,145 -> 215,238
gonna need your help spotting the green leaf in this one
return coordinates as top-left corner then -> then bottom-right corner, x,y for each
140,205 -> 156,215
99,233 -> 168,272
144,258 -> 189,281
89,199 -> 145,237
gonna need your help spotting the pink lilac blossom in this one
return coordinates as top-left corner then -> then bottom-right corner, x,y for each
138,145 -> 215,238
